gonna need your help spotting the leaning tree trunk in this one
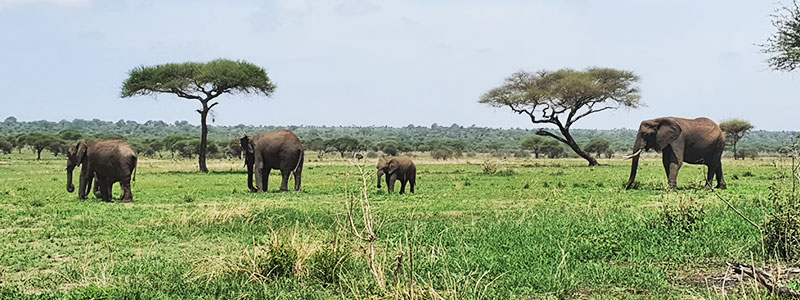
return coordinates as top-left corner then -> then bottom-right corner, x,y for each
36,148 -> 43,160
198,105 -> 210,173
560,128 -> 598,166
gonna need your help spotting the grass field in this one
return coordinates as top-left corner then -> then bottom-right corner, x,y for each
0,152 -> 794,299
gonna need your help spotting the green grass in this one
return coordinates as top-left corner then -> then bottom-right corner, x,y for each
0,153 -> 793,299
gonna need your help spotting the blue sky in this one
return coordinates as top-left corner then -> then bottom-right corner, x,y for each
0,0 -> 797,130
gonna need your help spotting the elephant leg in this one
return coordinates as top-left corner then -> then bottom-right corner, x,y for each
715,163 -> 727,189
410,178 -> 415,194
388,173 -> 398,193
78,168 -> 90,200
120,177 -> 133,203
705,164 -> 716,189
260,168 -> 270,193
279,169 -> 290,192
96,177 -> 112,202
662,151 -> 680,189
92,177 -> 101,199
399,179 -> 407,194
293,170 -> 302,192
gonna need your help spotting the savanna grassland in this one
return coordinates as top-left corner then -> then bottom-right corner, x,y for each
0,153 -> 793,299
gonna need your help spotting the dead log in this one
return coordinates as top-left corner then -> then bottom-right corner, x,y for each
727,262 -> 800,298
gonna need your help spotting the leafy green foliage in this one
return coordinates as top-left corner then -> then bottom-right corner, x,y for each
121,59 -> 275,99
720,119 -> 754,160
584,139 -> 611,158
762,0 -> 800,72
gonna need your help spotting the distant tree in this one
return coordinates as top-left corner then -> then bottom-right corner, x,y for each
46,139 -> 69,157
162,134 -> 187,158
172,140 -> 194,158
604,149 -> 614,159
431,146 -> 453,160
381,142 -> 399,156
416,144 -> 432,152
521,136 -> 546,158
761,1 -> 800,71
121,59 -> 276,172
58,129 -> 83,141
228,138 -> 243,159
327,137 -> 360,157
20,133 -> 60,160
480,68 -> 641,166
4,116 -> 17,123
584,139 -> 611,158
541,140 -> 566,158
0,138 -> 12,154
719,119 -> 754,160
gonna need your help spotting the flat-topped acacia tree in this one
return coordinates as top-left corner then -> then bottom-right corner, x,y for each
480,68 -> 641,166
121,59 -> 276,173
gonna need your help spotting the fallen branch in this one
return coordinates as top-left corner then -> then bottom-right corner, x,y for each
713,190 -> 763,232
727,262 -> 800,298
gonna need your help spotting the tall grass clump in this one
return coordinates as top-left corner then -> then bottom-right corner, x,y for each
649,195 -> 705,233
763,152 -> 800,260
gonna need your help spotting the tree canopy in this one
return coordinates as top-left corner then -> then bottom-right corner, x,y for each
121,59 -> 275,172
480,68 -> 641,166
762,1 -> 800,72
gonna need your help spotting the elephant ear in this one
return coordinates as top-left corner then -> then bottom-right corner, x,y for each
72,141 -> 87,165
388,159 -> 400,174
656,119 -> 682,150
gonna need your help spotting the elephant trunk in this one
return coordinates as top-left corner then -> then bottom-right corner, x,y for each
245,153 -> 257,193
377,169 -> 384,188
625,138 -> 645,190
67,166 -> 75,193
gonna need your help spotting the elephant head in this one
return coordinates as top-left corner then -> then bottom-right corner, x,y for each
376,157 -> 398,188
240,135 -> 257,192
625,118 -> 682,189
66,141 -> 87,193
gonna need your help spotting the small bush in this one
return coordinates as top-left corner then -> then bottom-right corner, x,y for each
307,243 -> 351,285
764,184 -> 800,260
366,151 -> 379,158
513,150 -> 530,158
465,152 -> 477,157
482,160 -> 498,174
650,196 -> 705,233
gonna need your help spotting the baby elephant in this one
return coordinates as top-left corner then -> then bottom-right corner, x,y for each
377,156 -> 416,194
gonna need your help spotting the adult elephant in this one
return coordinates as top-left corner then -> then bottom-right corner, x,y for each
240,130 -> 304,193
377,156 -> 416,194
625,117 -> 726,190
66,139 -> 138,202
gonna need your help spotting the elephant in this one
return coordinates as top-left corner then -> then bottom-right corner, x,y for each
67,139 -> 138,202
240,130 -> 304,193
625,117 -> 726,190
377,156 -> 416,194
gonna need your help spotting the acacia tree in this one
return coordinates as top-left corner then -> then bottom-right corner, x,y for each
480,68 -> 641,166
762,0 -> 800,71
121,59 -> 276,173
719,119 -> 754,160
20,133 -> 60,160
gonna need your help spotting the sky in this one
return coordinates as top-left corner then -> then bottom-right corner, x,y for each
0,0 -> 797,130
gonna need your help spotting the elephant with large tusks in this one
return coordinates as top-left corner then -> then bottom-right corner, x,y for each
625,117 -> 726,190
66,139 -> 138,202
240,130 -> 304,193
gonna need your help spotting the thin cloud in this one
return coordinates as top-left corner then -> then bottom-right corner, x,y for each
0,0 -> 90,9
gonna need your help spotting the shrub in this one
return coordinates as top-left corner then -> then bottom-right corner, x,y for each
764,183 -> 800,260
513,150 -> 530,158
650,195 -> 705,233
366,151 -> 379,158
307,243 -> 351,285
481,160 -> 498,174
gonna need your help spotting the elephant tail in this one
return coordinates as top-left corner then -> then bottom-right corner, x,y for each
131,155 -> 138,183
293,149 -> 304,174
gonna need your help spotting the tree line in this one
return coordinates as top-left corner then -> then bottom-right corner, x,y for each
1,116 -> 796,160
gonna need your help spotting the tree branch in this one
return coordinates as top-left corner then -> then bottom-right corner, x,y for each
567,106 -> 615,127
535,129 -> 568,144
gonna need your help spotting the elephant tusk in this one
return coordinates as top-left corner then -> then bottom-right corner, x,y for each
623,149 -> 643,160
